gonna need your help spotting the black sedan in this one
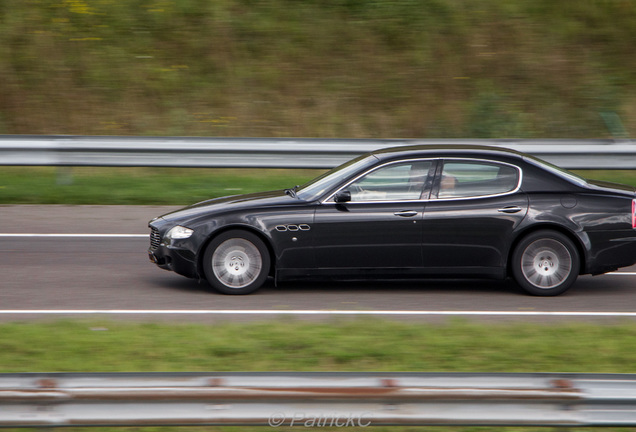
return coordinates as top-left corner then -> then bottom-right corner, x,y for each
149,145 -> 636,296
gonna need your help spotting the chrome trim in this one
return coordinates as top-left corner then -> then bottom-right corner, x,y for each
321,157 -> 524,205
433,157 -> 523,202
498,206 -> 523,213
275,224 -> 312,232
432,158 -> 523,202
322,199 -> 428,205
394,210 -> 418,217
431,189 -> 522,202
149,228 -> 161,251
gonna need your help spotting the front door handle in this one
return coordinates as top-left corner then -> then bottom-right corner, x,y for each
498,206 -> 522,214
394,210 -> 418,217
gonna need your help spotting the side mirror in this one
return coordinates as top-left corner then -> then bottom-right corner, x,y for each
334,190 -> 351,203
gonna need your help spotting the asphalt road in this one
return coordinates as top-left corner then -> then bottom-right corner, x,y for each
1,205 -> 635,322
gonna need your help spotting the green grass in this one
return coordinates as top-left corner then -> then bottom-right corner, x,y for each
0,167 -> 634,205
574,170 -> 636,188
0,167 -> 321,205
0,0 -> 636,138
3,319 -> 636,373
2,319 -> 636,431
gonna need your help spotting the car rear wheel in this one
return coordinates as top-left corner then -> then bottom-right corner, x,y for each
512,230 -> 580,296
202,230 -> 270,295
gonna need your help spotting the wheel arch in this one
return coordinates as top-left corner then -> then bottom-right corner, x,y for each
507,224 -> 587,277
196,225 -> 276,279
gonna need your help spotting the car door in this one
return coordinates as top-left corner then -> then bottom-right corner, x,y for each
421,158 -> 528,275
313,159 -> 436,270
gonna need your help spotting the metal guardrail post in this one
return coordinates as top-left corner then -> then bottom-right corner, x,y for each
1,372 -> 636,427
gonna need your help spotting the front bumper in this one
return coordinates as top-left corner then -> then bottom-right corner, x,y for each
148,222 -> 199,279
148,244 -> 198,279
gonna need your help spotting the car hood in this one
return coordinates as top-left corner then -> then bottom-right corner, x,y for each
157,189 -> 299,223
586,179 -> 636,197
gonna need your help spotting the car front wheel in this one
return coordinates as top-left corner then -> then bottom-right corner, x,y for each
202,230 -> 270,295
512,230 -> 580,296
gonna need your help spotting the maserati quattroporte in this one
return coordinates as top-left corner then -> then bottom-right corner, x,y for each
149,145 -> 636,296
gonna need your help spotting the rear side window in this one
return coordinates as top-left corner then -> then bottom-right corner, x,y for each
438,160 -> 519,199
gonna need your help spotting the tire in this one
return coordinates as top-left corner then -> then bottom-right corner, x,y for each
202,230 -> 271,295
511,230 -> 580,296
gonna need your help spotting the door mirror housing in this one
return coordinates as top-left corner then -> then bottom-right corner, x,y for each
334,190 -> 351,203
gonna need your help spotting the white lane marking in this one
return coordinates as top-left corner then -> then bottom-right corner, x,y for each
0,234 -> 148,238
1,310 -> 636,317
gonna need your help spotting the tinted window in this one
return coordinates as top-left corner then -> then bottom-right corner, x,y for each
438,161 -> 519,199
522,155 -> 588,187
345,161 -> 432,202
296,154 -> 377,201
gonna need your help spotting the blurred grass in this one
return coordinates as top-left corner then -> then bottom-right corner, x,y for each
3,318 -> 636,372
0,167 -> 321,204
0,167 -> 634,205
0,0 -> 635,138
1,319 -> 636,431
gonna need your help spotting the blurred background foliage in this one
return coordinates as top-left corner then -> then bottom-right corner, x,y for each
0,0 -> 635,138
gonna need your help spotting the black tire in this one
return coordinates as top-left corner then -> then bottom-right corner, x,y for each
202,230 -> 271,295
511,230 -> 580,296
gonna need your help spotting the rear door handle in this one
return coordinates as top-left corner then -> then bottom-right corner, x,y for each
394,210 -> 418,217
498,206 -> 522,214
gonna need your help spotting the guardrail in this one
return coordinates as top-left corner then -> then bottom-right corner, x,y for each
1,135 -> 635,169
2,372 -> 636,427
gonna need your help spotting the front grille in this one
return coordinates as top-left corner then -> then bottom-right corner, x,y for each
149,228 -> 161,251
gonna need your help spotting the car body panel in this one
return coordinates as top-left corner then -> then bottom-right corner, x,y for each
313,201 -> 426,269
421,193 -> 529,277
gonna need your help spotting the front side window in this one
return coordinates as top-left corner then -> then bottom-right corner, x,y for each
343,160 -> 433,202
438,160 -> 519,199
296,154 -> 377,201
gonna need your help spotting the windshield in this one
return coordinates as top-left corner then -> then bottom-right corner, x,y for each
522,155 -> 588,187
296,154 -> 378,201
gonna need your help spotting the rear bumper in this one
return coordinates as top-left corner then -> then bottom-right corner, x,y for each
586,233 -> 636,275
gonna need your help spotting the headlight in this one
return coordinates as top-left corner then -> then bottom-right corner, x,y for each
166,225 -> 194,240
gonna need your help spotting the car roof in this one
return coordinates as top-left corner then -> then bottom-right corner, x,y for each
371,144 -> 526,162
